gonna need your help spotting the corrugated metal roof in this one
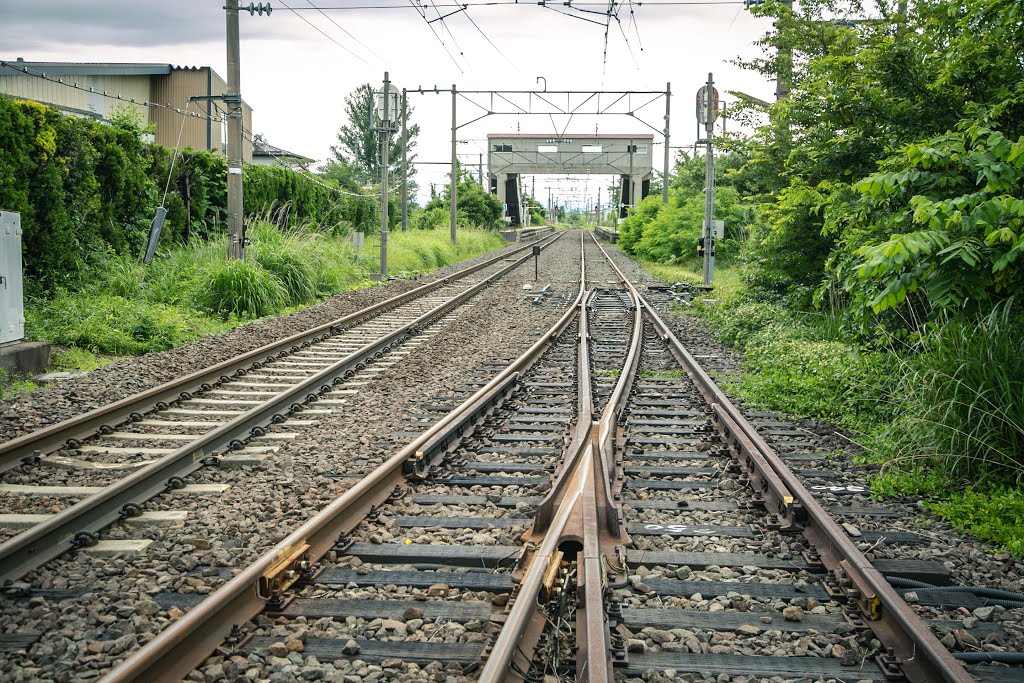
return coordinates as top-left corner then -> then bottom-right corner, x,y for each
3,59 -> 173,76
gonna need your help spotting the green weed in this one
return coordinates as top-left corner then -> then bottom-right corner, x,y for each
49,347 -> 122,372
26,294 -> 215,355
195,259 -> 287,319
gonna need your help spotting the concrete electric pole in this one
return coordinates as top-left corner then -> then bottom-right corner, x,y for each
700,73 -> 717,286
450,84 -> 458,245
225,0 -> 244,259
401,88 -> 408,232
379,72 -> 392,280
378,72 -> 397,280
663,82 -> 671,205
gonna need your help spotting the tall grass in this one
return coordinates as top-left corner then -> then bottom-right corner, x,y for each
196,259 -> 287,318
24,222 -> 506,357
881,302 -> 1024,482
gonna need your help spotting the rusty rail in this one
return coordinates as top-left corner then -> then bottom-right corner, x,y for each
586,233 -> 972,683
0,234 -> 560,474
484,234 -> 639,682
0,234 -> 564,586
99,233 -> 585,683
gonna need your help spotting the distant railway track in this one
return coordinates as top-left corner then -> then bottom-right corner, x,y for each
0,232 -> 562,583
3,229 -> 1021,683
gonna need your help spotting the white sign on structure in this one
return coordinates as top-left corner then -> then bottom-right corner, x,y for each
712,220 -> 725,239
376,84 -> 400,124
695,86 -> 720,125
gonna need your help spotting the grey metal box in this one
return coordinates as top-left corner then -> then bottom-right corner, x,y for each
0,211 -> 25,345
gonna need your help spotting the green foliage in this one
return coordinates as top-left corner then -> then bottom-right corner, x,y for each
746,180 -> 844,305
619,187 -> 748,264
878,303 -> 1024,481
694,296 -> 896,433
330,83 -> 419,193
736,0 -> 1024,313
195,259 -> 287,319
826,124 -> 1024,321
0,369 -> 37,400
0,96 -> 371,291
929,488 -> 1024,557
26,293 -> 214,355
617,153 -> 752,267
49,347 -> 120,373
424,172 -> 503,229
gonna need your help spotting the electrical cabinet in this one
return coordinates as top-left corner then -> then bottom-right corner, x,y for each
0,211 -> 25,345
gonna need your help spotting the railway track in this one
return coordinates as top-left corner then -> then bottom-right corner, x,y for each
0,232 -> 563,583
3,230 -> 1022,682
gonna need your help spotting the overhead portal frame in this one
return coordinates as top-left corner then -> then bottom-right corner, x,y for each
402,85 -> 671,236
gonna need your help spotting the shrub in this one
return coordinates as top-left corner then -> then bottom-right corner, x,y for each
253,246 -> 318,306
195,259 -> 286,318
879,303 -> 1024,481
26,294 -> 209,355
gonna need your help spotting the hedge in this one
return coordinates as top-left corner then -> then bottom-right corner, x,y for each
0,96 -> 375,291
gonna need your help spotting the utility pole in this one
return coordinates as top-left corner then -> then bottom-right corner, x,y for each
627,139 -> 635,214
701,72 -> 716,286
450,84 -> 458,245
478,153 -> 483,186
401,88 -> 408,232
663,82 -> 671,205
379,72 -> 392,279
225,0 -> 244,259
596,186 -> 601,228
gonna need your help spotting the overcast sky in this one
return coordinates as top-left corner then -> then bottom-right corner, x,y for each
0,0 -> 773,206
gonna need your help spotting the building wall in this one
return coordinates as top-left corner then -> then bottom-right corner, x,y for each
1,64 -> 253,162
149,68 -> 252,162
0,73 -> 151,123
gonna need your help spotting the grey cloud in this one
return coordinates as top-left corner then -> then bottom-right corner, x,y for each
0,0 -> 289,50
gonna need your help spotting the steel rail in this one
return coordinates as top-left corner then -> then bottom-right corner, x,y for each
99,234 -> 587,683
644,304 -> 972,681
485,234 -> 640,682
0,235 -> 564,586
0,234 -> 560,474
585,233 -> 973,683
480,229 -> 590,683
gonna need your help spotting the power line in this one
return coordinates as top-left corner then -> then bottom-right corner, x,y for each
277,0 -> 368,62
409,0 -> 466,72
303,0 -> 381,59
294,1 -> 742,7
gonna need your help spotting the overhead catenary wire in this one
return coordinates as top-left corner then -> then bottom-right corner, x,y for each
303,0 -> 381,59
409,0 -> 466,73
294,0 -> 743,7
277,0 -> 368,62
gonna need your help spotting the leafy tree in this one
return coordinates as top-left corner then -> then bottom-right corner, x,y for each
825,123 -> 1024,322
330,83 -> 419,198
522,195 -> 546,225
734,0 -> 1024,314
424,170 -> 503,229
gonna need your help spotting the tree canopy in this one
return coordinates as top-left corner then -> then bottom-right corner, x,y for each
329,83 -> 420,196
